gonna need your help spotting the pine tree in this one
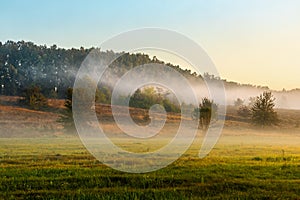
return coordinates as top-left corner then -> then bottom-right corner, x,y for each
251,91 -> 278,127
57,88 -> 76,133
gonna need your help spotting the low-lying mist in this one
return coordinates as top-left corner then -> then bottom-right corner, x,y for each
97,64 -> 300,110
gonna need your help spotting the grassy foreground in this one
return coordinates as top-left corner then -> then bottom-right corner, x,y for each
0,135 -> 299,200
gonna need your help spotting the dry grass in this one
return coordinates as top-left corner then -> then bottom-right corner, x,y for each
0,96 -> 64,137
0,95 -> 300,138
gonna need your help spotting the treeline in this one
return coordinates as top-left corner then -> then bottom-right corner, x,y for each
0,40 -> 90,97
0,40 -> 198,98
0,40 -> 277,99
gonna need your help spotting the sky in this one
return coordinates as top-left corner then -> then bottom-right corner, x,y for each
0,0 -> 300,90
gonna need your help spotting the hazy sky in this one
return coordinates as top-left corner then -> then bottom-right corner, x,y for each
1,0 -> 299,90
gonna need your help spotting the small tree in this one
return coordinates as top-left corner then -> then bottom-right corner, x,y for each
193,98 -> 218,130
21,86 -> 47,110
57,88 -> 75,133
251,91 -> 278,127
234,98 -> 244,107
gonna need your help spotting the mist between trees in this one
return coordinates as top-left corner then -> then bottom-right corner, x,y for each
1,40 -> 300,111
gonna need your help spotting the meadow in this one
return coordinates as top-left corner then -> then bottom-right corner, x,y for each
0,97 -> 300,199
0,133 -> 299,199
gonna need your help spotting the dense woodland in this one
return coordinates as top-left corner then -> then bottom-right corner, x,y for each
0,40 -> 283,99
0,41 -> 295,127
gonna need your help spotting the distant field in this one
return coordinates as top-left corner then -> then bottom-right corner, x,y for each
0,96 -> 300,199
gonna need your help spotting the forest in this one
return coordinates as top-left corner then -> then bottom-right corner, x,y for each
0,40 -> 275,98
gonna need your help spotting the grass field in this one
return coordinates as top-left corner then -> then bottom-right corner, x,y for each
0,134 -> 299,199
0,97 -> 300,199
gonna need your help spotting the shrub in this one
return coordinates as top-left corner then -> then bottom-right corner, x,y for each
20,86 -> 47,110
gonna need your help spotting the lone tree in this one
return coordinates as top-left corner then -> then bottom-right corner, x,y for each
251,91 -> 278,127
193,98 -> 218,130
57,88 -> 75,133
234,98 -> 244,107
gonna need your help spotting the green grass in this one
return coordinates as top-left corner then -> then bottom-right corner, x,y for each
0,136 -> 299,199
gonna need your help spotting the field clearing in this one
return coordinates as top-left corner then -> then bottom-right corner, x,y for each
0,133 -> 299,199
1,96 -> 300,199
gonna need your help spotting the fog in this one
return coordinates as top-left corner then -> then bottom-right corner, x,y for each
95,65 -> 300,110
75,50 -> 300,110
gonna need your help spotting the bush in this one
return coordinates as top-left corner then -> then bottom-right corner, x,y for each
20,86 -> 47,110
